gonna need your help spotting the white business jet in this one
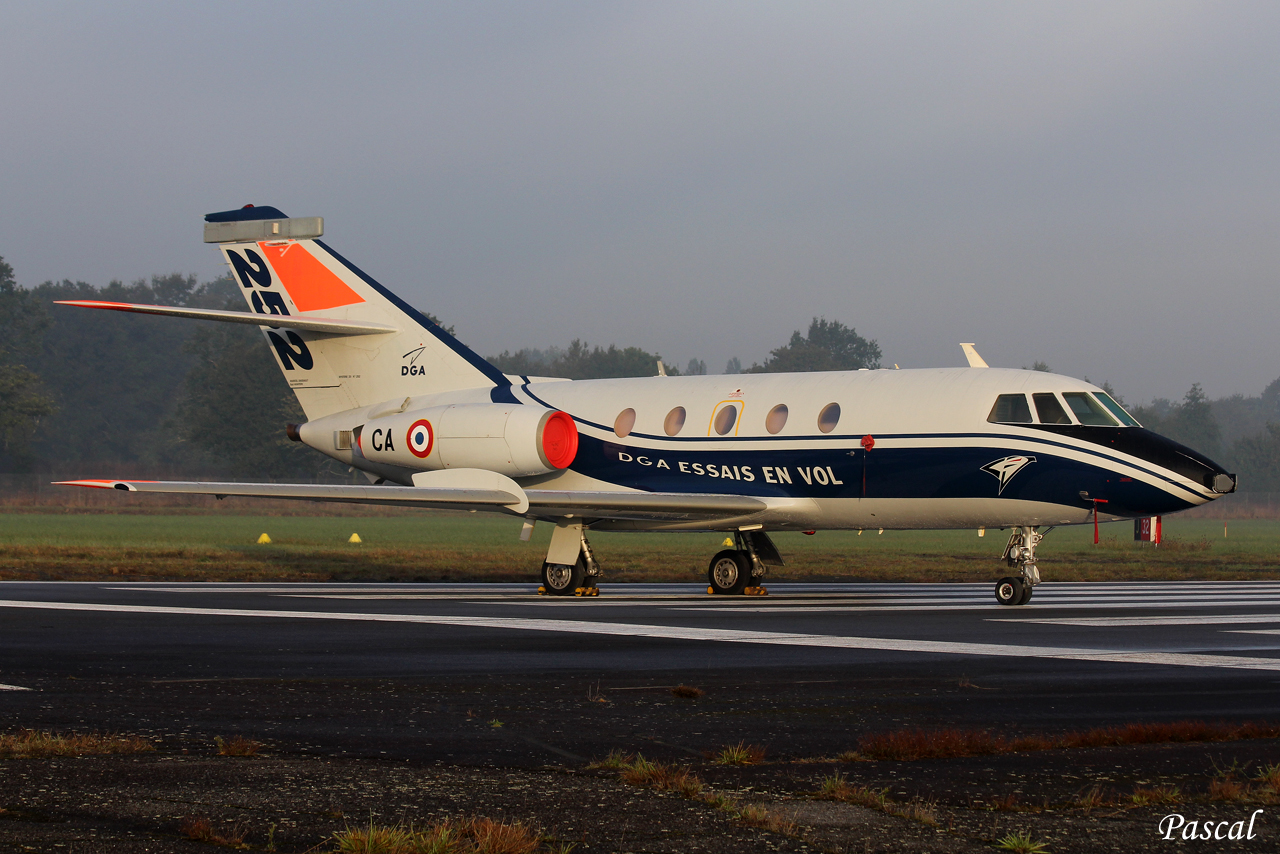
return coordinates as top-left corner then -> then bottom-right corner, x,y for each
57,206 -> 1237,605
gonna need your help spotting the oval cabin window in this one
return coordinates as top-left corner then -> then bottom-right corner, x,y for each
765,404 -> 788,434
817,402 -> 841,434
614,408 -> 636,438
664,406 -> 687,436
713,404 -> 738,435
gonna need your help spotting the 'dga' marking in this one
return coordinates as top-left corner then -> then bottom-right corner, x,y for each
407,420 -> 434,458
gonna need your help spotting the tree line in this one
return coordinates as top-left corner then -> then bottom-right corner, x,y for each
0,261 -> 322,479
488,317 -> 881,379
2,255 -> 1277,490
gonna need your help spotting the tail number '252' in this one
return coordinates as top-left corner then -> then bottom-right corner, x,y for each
228,248 -> 314,371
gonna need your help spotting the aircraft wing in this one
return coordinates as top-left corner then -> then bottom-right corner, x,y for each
55,479 -> 767,524
524,489 -> 766,522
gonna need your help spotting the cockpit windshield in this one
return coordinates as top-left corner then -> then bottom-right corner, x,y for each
1062,392 -> 1118,426
988,390 -> 1140,427
1032,393 -> 1071,424
1093,391 -> 1141,426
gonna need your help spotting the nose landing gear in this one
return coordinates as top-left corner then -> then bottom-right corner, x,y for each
995,526 -> 1043,606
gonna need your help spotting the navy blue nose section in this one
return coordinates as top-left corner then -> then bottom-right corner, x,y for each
1028,425 -> 1235,493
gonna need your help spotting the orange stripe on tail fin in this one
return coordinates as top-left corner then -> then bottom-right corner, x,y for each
259,242 -> 365,312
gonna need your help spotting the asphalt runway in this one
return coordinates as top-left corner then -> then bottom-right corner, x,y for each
3,580 -> 1280,765
7,579 -> 1280,679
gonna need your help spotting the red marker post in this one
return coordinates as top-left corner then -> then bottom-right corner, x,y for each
1090,498 -> 1110,544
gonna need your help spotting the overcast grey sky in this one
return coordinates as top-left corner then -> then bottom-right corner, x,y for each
3,1 -> 1277,403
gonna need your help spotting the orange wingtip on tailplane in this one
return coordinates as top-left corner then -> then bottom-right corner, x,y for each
53,300 -> 154,310
258,242 -> 365,312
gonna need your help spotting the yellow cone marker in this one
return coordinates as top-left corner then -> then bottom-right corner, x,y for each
348,533 -> 362,543
257,533 -> 271,544
721,537 -> 734,547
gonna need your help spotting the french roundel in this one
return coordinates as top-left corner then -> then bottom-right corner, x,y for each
406,419 -> 434,458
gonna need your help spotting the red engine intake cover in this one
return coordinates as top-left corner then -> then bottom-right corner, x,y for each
541,411 -> 579,469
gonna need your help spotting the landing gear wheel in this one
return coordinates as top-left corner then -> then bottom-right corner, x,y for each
542,558 -> 585,596
1016,578 -> 1034,606
708,550 -> 751,595
995,576 -> 1026,606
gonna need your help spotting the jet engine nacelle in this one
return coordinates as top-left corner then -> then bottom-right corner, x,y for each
355,403 -> 578,477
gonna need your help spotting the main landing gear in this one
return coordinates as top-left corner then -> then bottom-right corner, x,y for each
539,522 -> 602,597
995,526 -> 1043,606
535,523 -> 786,598
707,530 -> 783,596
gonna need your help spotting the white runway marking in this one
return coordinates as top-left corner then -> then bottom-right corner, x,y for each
677,598 -> 1280,614
282,593 -> 1280,612
0,683 -> 32,691
1,598 -> 1279,672
992,614 -> 1280,627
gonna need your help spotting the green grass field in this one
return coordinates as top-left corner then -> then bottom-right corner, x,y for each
0,512 -> 1275,583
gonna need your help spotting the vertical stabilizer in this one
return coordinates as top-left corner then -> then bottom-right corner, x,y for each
205,205 -> 508,419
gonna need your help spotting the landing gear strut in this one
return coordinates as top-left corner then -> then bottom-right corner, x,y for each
995,526 -> 1043,606
707,530 -> 781,595
540,522 -> 602,596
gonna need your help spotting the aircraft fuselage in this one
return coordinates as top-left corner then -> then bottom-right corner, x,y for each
303,366 -> 1233,533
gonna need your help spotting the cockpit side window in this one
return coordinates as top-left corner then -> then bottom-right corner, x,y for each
987,394 -> 1033,424
1032,393 -> 1072,424
1094,392 -> 1141,427
1063,392 -> 1118,426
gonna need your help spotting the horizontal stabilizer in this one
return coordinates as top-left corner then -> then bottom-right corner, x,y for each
53,301 -> 398,336
56,479 -> 767,523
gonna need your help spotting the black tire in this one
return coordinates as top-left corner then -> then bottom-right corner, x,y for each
1016,580 -> 1034,605
995,576 -> 1025,606
708,550 -> 751,595
542,558 -> 585,595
